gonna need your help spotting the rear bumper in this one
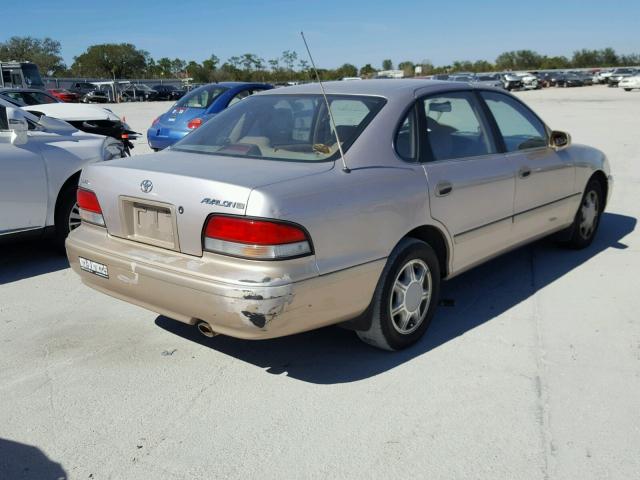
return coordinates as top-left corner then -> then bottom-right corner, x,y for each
146,127 -> 188,149
66,225 -> 384,339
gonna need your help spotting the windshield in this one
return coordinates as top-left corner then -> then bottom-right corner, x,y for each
176,85 -> 229,109
172,94 -> 386,162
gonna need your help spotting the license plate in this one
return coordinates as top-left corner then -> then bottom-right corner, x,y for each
79,257 -> 109,278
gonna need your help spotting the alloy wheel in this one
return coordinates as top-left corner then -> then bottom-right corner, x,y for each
389,259 -> 432,335
579,190 -> 599,239
68,202 -> 82,232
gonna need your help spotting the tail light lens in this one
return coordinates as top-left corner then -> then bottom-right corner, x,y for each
187,118 -> 203,129
151,117 -> 159,126
77,188 -> 105,227
203,216 -> 312,260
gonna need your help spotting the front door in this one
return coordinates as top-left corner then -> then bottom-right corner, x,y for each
419,91 -> 516,273
479,91 -> 577,243
0,108 -> 47,234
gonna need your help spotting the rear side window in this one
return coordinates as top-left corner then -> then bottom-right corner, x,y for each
480,91 -> 548,152
421,92 -> 496,161
176,85 -> 228,109
395,107 -> 417,161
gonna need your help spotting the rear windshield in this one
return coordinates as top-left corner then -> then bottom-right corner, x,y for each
172,94 -> 386,162
176,85 -> 228,109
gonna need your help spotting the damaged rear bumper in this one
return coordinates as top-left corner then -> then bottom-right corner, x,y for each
66,225 -> 384,339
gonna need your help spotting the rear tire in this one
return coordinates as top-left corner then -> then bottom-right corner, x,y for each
563,178 -> 603,249
356,238 -> 441,351
54,184 -> 81,252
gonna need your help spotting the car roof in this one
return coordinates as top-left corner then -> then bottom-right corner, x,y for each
258,79 -> 473,100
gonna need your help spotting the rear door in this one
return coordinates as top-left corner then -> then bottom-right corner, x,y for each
419,91 -> 516,273
478,91 -> 577,243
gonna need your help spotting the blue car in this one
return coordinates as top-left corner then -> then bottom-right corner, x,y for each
147,82 -> 273,150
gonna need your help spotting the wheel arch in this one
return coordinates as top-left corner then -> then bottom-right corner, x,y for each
589,170 -> 609,208
404,224 -> 451,278
54,170 -> 81,220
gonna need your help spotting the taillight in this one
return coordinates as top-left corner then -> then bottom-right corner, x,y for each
77,188 -> 105,227
203,216 -> 311,260
187,118 -> 203,129
151,117 -> 159,126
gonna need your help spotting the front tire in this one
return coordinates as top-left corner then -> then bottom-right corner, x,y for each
357,238 -> 441,351
564,178 -> 603,249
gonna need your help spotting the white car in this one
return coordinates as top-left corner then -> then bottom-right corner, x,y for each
0,100 -> 125,248
619,74 -> 640,91
517,72 -> 540,90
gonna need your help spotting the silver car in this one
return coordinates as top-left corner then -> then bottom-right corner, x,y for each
66,80 -> 612,350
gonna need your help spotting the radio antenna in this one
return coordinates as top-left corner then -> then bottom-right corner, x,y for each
300,31 -> 350,173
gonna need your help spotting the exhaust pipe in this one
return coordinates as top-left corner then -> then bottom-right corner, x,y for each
196,320 -> 218,338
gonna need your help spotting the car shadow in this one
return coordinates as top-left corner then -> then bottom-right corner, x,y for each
0,438 -> 67,480
155,212 -> 636,385
0,240 -> 69,285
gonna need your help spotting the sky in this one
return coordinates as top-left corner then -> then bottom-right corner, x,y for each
4,0 -> 639,69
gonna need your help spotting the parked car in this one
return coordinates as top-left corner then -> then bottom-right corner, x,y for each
498,73 -> 523,90
152,84 -> 184,101
48,88 -> 81,103
68,82 -> 109,103
0,88 -> 138,155
608,68 -> 638,87
593,69 -> 613,84
147,82 -> 273,150
120,83 -> 158,102
449,74 -> 474,82
619,74 -> 640,91
556,73 -> 585,87
0,100 -> 125,248
472,74 -> 503,88
517,72 -> 540,90
67,80 -> 612,350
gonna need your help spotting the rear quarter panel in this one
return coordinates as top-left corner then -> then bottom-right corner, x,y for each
247,165 -> 437,275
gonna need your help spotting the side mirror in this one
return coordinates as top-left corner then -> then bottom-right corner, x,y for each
6,107 -> 29,145
550,130 -> 571,149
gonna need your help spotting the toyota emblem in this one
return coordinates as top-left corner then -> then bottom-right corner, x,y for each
140,180 -> 153,193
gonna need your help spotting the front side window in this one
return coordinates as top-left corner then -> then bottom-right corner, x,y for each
173,94 -> 385,162
421,92 -> 496,161
480,91 -> 547,152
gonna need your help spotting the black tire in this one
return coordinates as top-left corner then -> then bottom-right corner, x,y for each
54,183 -> 80,252
356,238 -> 441,351
563,178 -> 603,249
624,88 -> 632,92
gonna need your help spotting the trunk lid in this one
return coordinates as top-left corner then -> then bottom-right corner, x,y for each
82,150 -> 333,256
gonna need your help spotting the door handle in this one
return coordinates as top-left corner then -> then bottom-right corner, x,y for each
436,182 -> 453,196
519,167 -> 532,178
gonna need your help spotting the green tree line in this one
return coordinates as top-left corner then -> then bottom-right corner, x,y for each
2,36 -> 639,82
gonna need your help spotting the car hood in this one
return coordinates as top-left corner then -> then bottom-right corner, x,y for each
23,103 -> 120,121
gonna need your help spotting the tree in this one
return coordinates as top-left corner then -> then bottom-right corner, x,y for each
572,49 -> 600,68
281,50 -> 298,71
359,63 -> 376,78
336,63 -> 358,78
398,60 -> 415,77
0,36 -> 66,75
72,43 -> 148,78
495,50 -> 542,70
382,59 -> 393,70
